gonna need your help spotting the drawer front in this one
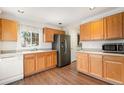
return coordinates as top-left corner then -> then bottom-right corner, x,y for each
103,55 -> 124,62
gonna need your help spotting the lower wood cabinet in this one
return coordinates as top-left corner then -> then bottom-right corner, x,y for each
24,51 -> 57,77
24,54 -> 36,77
36,53 -> 46,72
103,56 -> 124,84
89,54 -> 103,78
77,53 -> 89,73
77,52 -> 124,84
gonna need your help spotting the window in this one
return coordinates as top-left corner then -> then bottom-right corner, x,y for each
21,31 -> 39,47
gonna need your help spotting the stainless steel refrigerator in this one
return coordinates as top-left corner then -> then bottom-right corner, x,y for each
52,35 -> 71,67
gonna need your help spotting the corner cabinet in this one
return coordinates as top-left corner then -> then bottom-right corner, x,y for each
105,13 -> 123,39
24,51 -> 57,77
0,19 -> 18,41
43,27 -> 65,42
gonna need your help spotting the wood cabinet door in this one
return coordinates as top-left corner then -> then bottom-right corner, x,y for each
43,27 -> 65,42
43,28 -> 54,42
80,22 -> 91,41
89,54 -> 103,77
77,53 -> 89,73
91,19 -> 104,40
36,53 -> 46,72
103,56 -> 124,83
51,52 -> 57,66
1,19 -> 17,41
24,54 -> 36,77
45,52 -> 53,68
0,19 -> 2,40
59,31 -> 65,35
105,13 -> 123,39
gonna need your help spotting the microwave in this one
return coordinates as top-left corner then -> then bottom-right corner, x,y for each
102,43 -> 124,53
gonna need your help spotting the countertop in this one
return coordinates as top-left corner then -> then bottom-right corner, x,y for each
22,50 -> 56,54
77,49 -> 124,57
0,49 -> 56,58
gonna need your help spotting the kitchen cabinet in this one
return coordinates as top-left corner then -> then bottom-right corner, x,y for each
89,54 -> 103,77
45,52 -> 57,68
45,52 -> 53,68
52,51 -> 57,67
0,19 -> 18,41
24,51 -> 57,77
103,55 -> 124,84
77,53 -> 89,73
24,54 -> 36,77
43,27 -> 54,42
77,51 -> 124,84
105,13 -> 123,39
91,19 -> 104,40
58,31 -> 65,35
36,53 -> 46,72
43,27 -> 65,42
80,12 -> 124,41
80,22 -> 91,41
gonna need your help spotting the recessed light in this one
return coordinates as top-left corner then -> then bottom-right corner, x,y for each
89,7 -> 95,10
18,10 -> 24,14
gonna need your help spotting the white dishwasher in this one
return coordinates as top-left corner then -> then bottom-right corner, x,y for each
0,53 -> 23,85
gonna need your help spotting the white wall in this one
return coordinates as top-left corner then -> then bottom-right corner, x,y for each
64,24 -> 80,62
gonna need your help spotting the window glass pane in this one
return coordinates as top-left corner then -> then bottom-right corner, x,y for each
21,31 -> 31,47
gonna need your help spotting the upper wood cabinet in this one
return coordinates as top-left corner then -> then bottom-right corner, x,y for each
80,19 -> 104,41
43,27 -> 54,42
80,12 -> 124,41
77,52 -> 89,73
103,55 -> 124,84
43,27 -> 65,42
0,19 -> 18,41
105,13 -> 123,39
80,22 -> 91,41
89,54 -> 103,78
91,19 -> 104,40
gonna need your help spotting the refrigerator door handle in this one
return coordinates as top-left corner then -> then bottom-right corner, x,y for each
64,39 -> 67,54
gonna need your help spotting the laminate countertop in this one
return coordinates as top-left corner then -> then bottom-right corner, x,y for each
0,50 -> 56,58
77,49 -> 124,57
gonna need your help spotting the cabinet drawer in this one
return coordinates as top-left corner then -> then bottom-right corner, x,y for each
103,55 -> 124,62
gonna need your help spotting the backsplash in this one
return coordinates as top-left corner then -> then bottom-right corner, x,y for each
81,39 -> 124,50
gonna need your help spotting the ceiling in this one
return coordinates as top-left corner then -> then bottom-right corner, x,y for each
0,7 -> 117,27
